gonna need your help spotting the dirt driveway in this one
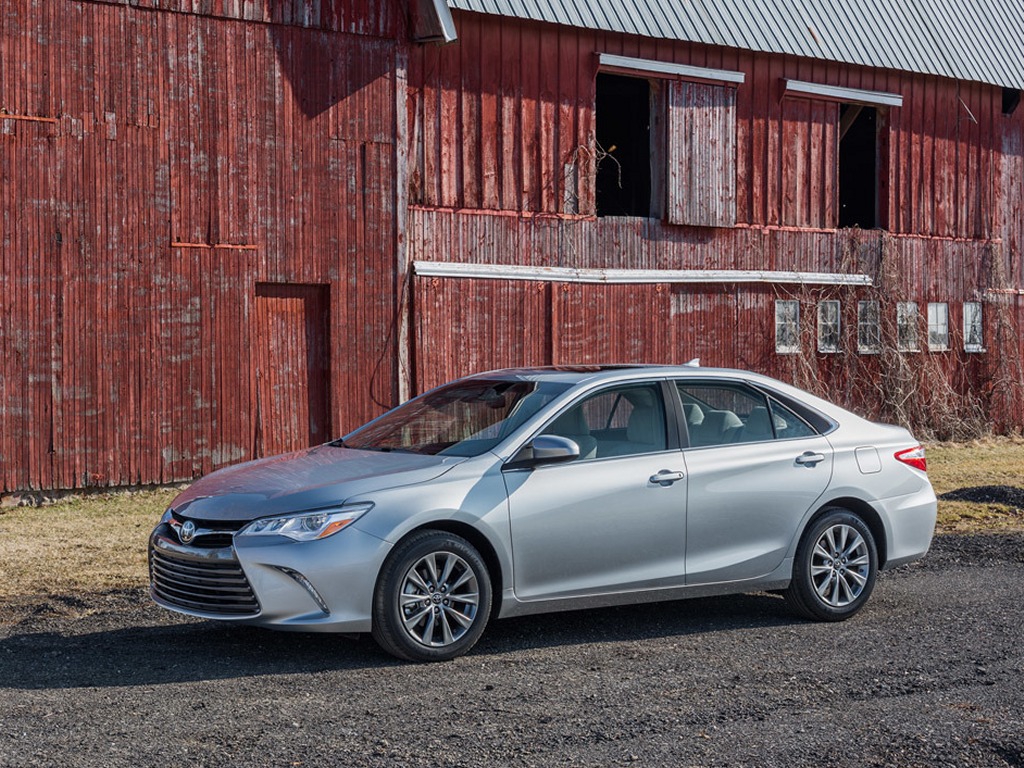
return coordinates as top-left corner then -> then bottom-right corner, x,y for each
1,532 -> 1022,768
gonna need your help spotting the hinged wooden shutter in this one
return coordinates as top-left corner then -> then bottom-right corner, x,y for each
666,81 -> 737,227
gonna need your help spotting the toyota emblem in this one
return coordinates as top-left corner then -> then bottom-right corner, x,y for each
179,520 -> 196,544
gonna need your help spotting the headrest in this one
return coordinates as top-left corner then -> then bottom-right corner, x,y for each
682,403 -> 704,425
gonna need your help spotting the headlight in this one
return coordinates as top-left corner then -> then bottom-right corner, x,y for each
238,503 -> 373,542
159,508 -> 174,525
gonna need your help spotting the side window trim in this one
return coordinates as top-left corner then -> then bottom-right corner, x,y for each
521,379 -> 680,464
672,378 -> 833,450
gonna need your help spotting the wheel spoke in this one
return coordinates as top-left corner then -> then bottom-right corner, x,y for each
400,592 -> 427,606
841,533 -> 865,559
815,573 -> 833,598
405,569 -> 431,593
424,554 -> 441,587
837,574 -> 856,603
403,605 -> 431,629
845,569 -> 867,587
829,574 -> 842,605
438,609 -> 455,645
420,610 -> 436,643
443,604 -> 474,629
827,527 -> 841,554
450,591 -> 479,607
449,568 -> 474,592
437,553 -> 457,587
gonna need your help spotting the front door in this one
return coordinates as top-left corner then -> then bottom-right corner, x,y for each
504,382 -> 688,601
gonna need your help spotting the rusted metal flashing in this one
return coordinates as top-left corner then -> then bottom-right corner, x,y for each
171,242 -> 259,251
0,112 -> 60,124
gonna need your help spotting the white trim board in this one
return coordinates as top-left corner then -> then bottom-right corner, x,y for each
414,261 -> 873,286
783,79 -> 903,107
598,53 -> 745,85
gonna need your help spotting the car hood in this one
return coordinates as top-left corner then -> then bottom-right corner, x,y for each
170,445 -> 465,522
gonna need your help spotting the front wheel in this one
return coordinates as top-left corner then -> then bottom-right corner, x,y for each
784,509 -> 878,621
372,530 -> 492,662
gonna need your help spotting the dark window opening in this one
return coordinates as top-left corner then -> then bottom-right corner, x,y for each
1002,87 -> 1021,116
596,73 -> 652,217
839,105 -> 878,228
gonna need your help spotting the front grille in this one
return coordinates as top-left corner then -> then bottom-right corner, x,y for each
150,549 -> 260,616
170,514 -> 246,549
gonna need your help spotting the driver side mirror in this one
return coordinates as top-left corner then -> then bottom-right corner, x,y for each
506,435 -> 581,469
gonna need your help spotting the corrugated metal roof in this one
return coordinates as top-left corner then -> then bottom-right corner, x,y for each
448,0 -> 1024,89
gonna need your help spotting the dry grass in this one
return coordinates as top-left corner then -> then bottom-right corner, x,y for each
0,488 -> 177,600
927,435 -> 1024,533
0,438 -> 1020,601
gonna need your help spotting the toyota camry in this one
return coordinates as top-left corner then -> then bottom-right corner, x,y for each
149,365 -> 937,661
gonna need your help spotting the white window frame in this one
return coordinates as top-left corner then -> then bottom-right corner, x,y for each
927,302 -> 950,351
964,302 -> 984,352
857,300 -> 881,354
897,301 -> 919,352
817,300 -> 841,353
775,300 -> 800,354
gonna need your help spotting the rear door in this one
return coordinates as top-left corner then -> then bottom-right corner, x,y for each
676,380 -> 833,585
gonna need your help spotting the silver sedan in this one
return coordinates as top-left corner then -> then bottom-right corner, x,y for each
149,365 -> 937,661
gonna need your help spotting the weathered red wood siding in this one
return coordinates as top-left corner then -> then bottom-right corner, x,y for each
407,11 -> 1024,430
0,0 -> 402,491
409,12 -> 1003,237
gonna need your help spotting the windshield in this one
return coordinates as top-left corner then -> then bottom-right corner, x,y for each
343,379 -> 571,456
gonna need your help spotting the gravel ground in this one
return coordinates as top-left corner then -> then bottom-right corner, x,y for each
1,533 -> 1022,768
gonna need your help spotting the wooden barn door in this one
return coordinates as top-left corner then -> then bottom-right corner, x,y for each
253,283 -> 331,457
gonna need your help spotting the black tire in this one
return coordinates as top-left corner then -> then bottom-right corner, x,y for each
784,508 -> 878,622
371,529 -> 492,662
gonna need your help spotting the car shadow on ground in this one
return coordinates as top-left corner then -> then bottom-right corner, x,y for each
0,591 -> 797,690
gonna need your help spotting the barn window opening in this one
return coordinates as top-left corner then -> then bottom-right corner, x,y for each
857,300 -> 881,354
838,105 -> 879,228
1002,87 -> 1021,116
897,301 -> 919,352
596,73 -> 655,217
775,300 -> 801,353
927,302 -> 950,351
817,300 -> 841,353
964,302 -> 984,352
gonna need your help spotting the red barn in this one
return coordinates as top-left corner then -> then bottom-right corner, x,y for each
1,0 -> 1023,492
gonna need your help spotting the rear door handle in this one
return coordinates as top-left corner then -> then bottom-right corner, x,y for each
795,451 -> 826,466
650,470 -> 685,486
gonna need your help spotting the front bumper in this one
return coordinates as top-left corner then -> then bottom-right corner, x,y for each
149,523 -> 391,633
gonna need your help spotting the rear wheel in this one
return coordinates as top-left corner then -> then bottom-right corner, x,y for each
784,508 -> 877,621
372,530 -> 492,662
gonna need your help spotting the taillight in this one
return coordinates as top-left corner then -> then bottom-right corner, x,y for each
894,446 -> 927,472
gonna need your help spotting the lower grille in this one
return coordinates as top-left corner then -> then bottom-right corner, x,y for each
150,549 -> 260,616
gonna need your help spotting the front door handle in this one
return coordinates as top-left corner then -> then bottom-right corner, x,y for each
650,470 -> 685,486
795,451 -> 826,466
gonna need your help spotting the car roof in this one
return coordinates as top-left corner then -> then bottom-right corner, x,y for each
461,364 -> 857,426
464,364 -> 757,385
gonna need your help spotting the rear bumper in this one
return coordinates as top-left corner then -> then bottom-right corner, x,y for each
876,485 -> 938,569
